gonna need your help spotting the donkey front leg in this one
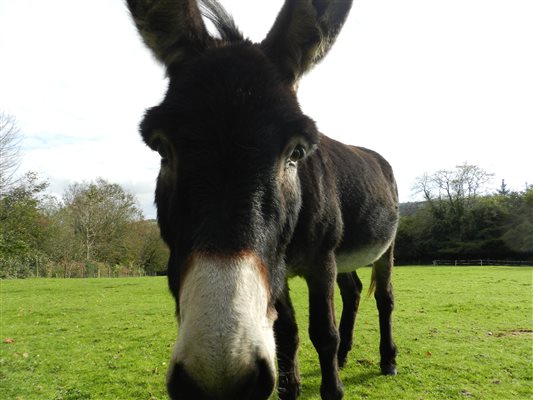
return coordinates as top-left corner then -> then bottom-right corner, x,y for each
336,271 -> 363,369
275,283 -> 301,400
373,245 -> 398,375
306,254 -> 343,400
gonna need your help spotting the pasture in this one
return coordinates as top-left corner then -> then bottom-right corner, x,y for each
1,266 -> 531,399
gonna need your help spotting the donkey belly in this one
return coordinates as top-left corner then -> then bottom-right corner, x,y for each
335,238 -> 393,273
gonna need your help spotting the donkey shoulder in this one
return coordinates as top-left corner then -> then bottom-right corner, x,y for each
289,134 -> 398,270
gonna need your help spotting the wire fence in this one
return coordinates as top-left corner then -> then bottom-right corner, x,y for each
432,259 -> 533,266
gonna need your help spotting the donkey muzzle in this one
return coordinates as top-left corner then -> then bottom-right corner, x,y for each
167,252 -> 277,400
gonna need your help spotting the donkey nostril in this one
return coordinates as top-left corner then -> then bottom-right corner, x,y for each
168,360 -> 275,400
167,363 -> 206,400
239,358 -> 275,400
166,363 -> 183,400
255,358 -> 276,399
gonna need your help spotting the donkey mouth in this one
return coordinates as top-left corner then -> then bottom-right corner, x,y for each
167,358 -> 275,400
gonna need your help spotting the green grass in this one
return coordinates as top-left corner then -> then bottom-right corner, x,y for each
1,267 -> 532,399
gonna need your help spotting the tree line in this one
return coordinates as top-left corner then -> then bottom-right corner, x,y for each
395,164 -> 533,264
0,173 -> 168,278
1,112 -> 531,277
0,112 -> 169,278
3,166 -> 530,278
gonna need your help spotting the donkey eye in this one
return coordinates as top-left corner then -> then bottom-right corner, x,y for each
157,145 -> 168,159
153,139 -> 170,162
289,145 -> 306,164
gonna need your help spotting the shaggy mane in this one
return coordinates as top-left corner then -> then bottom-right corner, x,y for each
200,0 -> 244,42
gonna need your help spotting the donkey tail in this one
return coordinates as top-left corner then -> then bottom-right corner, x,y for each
367,242 -> 395,297
368,266 -> 377,297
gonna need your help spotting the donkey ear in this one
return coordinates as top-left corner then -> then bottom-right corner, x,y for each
261,0 -> 353,85
126,0 -> 210,67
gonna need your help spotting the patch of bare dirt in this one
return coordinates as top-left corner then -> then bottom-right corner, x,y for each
494,329 -> 533,337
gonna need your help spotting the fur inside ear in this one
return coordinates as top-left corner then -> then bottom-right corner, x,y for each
261,0 -> 353,84
126,0 -> 211,66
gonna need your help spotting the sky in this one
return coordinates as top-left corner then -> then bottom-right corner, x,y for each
1,0 -> 532,219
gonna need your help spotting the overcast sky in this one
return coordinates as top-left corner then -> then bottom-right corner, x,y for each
1,0 -> 531,219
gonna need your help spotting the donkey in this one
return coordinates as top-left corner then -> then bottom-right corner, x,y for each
127,1 -> 399,399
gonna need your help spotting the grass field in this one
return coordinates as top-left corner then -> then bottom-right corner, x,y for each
1,266 -> 532,399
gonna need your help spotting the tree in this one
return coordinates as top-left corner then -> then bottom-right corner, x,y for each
404,164 -> 493,260
1,174 -> 169,278
0,112 -> 22,196
414,163 -> 493,206
62,178 -> 143,265
397,167 -> 532,263
41,203 -> 86,277
497,179 -> 510,196
0,172 -> 52,277
126,220 -> 169,275
395,207 -> 436,263
412,163 -> 494,238
502,187 -> 533,254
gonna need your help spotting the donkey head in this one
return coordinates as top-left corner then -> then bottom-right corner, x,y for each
127,1 -> 352,399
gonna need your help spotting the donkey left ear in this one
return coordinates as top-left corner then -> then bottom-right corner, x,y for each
126,0 -> 211,67
261,0 -> 353,85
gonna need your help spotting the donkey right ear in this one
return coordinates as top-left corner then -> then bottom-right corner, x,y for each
126,0 -> 211,67
261,0 -> 353,85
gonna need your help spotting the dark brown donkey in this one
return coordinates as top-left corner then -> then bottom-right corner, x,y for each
127,1 -> 399,399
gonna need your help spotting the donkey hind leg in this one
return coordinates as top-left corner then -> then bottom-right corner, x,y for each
275,283 -> 301,400
336,271 -> 363,369
372,244 -> 398,375
307,253 -> 344,400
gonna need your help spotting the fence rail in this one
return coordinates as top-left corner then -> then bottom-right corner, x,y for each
432,259 -> 533,266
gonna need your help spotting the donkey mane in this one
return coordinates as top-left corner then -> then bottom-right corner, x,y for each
199,0 -> 243,42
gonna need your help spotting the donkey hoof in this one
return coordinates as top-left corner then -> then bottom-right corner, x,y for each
380,363 -> 397,376
337,351 -> 349,369
278,382 -> 301,400
320,383 -> 344,400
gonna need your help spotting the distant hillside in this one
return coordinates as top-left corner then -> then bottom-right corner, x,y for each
399,201 -> 425,216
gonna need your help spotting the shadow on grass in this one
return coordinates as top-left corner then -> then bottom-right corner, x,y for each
296,368 -> 385,399
342,370 -> 387,386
